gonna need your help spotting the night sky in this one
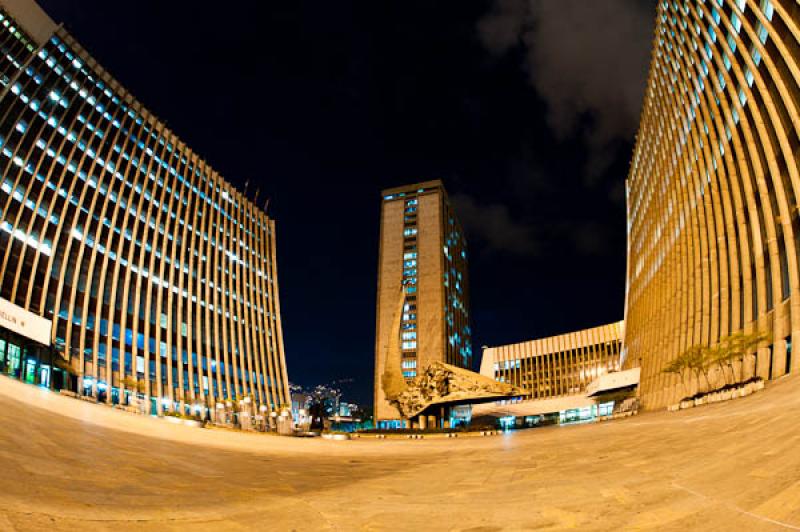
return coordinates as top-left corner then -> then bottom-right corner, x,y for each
38,1 -> 656,404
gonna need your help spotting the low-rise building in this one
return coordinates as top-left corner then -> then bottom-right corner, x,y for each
474,321 -> 638,427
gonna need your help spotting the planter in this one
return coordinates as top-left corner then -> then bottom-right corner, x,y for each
322,433 -> 350,441
722,390 -> 733,401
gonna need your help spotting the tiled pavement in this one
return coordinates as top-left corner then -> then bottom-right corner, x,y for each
0,374 -> 799,530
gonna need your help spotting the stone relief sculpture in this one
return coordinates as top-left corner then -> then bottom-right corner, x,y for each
382,286 -> 527,420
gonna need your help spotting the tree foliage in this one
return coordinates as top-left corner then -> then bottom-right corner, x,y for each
662,329 -> 771,393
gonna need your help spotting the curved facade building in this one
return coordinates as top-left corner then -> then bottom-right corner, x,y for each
623,0 -> 800,408
0,1 -> 290,416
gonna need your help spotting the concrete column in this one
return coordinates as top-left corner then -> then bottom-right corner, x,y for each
757,346 -> 772,380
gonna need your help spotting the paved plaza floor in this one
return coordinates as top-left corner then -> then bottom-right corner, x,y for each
0,375 -> 799,531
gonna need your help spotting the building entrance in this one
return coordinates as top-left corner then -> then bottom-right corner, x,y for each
39,365 -> 50,388
1,340 -> 21,376
24,358 -> 37,384
0,329 -> 64,391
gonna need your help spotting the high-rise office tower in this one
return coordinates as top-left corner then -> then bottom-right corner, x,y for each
623,0 -> 800,408
373,180 -> 471,427
0,0 -> 290,417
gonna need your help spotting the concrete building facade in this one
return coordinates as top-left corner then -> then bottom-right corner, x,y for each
373,180 -> 471,426
623,0 -> 800,408
0,0 -> 290,417
474,322 -> 625,424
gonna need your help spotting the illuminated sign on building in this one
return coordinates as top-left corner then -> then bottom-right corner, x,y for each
0,297 -> 51,346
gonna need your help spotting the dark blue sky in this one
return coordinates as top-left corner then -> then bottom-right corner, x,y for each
38,1 -> 656,404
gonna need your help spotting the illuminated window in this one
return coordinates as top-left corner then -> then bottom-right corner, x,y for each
756,22 -> 768,44
760,0 -> 773,21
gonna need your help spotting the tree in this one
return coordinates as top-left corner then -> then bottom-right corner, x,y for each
684,345 -> 712,391
725,329 -> 772,381
51,353 -> 76,375
743,330 -> 772,379
662,355 -> 687,395
722,331 -> 750,382
121,376 -> 145,400
707,340 -> 734,386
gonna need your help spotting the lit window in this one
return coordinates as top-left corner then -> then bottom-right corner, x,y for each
761,0 -> 773,21
756,22 -> 768,44
751,46 -> 762,66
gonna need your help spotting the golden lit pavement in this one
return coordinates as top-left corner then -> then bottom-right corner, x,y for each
1,375 -> 800,531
